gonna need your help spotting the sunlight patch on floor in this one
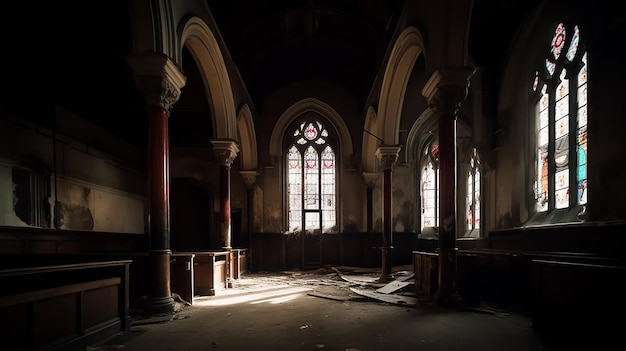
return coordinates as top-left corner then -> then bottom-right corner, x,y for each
192,285 -> 312,306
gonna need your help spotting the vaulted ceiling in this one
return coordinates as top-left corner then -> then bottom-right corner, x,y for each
52,0 -> 536,150
206,0 -> 404,109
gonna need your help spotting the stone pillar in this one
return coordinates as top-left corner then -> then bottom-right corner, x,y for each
239,170 -> 259,258
212,140 -> 240,284
362,172 -> 378,233
422,68 -> 474,307
375,146 -> 401,282
127,53 -> 186,314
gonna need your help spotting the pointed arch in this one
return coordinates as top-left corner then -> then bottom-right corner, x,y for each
237,104 -> 258,170
378,27 -> 426,145
180,17 -> 237,140
269,98 -> 353,159
362,105 -> 381,172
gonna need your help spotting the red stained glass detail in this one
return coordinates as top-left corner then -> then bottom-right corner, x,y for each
304,123 -> 318,140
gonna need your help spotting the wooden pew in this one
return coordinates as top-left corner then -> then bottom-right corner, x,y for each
170,252 -> 195,304
190,251 -> 230,296
532,259 -> 626,348
231,248 -> 248,279
412,251 -> 438,297
0,257 -> 131,351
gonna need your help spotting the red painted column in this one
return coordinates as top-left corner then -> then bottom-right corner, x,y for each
375,146 -> 401,282
128,54 -> 186,315
362,172 -> 378,233
240,170 -> 259,262
422,69 -> 473,307
212,140 -> 240,285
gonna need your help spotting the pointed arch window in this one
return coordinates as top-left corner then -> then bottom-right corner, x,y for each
420,140 -> 439,230
287,119 -> 337,233
466,148 -> 481,231
532,22 -> 587,214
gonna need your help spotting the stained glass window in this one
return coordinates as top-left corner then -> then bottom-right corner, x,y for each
532,22 -> 587,213
287,119 -> 337,233
466,148 -> 481,231
421,141 -> 439,230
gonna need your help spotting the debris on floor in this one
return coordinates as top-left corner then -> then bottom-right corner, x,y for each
349,287 -> 418,306
302,264 -> 419,306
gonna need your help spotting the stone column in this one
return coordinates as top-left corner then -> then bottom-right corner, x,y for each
362,172 -> 378,233
127,53 -> 186,314
212,140 -> 239,284
422,68 -> 474,307
375,146 -> 401,282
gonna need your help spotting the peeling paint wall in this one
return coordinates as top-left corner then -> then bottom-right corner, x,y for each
0,164 -> 28,227
56,177 -> 145,233
262,166 -> 283,232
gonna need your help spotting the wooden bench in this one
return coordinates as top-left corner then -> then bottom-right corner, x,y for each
189,251 -> 230,296
169,252 -> 195,304
230,248 -> 248,279
532,259 -> 626,347
412,251 -> 438,297
173,249 -> 248,299
0,258 -> 131,351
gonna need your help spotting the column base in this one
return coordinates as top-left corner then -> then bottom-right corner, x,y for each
434,247 -> 460,308
142,295 -> 176,316
378,246 -> 394,283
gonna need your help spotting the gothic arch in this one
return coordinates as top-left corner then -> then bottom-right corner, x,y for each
237,103 -> 258,170
362,105 -> 381,172
180,17 -> 237,140
269,98 -> 353,159
406,108 -> 438,165
377,26 -> 426,145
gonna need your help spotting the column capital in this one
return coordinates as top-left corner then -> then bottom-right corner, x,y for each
375,145 -> 402,171
127,53 -> 187,113
212,139 -> 240,167
362,172 -> 379,188
239,170 -> 260,188
422,67 -> 475,114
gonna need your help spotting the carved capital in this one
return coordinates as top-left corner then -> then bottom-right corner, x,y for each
422,68 -> 475,114
211,139 -> 240,167
127,53 -> 186,113
375,145 -> 401,171
239,170 -> 259,188
362,172 -> 379,188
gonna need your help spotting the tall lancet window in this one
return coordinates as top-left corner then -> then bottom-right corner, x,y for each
466,148 -> 481,231
287,119 -> 337,233
420,141 -> 439,230
532,22 -> 587,214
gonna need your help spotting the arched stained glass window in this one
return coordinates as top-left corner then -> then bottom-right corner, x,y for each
421,140 -> 439,230
532,22 -> 587,214
466,148 -> 481,231
287,120 -> 337,233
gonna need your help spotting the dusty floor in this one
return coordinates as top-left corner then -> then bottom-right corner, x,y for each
87,266 -> 549,351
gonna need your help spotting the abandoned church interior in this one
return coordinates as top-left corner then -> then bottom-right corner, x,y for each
2,0 -> 625,349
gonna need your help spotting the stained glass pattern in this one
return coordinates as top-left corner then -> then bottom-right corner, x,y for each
533,22 -> 588,214
288,146 -> 302,232
321,146 -> 335,230
566,26 -> 580,61
554,70 -> 570,209
466,149 -> 481,230
421,161 -> 439,229
286,119 -> 336,233
551,23 -> 566,60
577,53 -> 588,205
536,84 -> 549,212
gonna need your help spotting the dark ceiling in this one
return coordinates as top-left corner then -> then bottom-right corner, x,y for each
206,0 -> 405,109
51,0 -> 536,150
